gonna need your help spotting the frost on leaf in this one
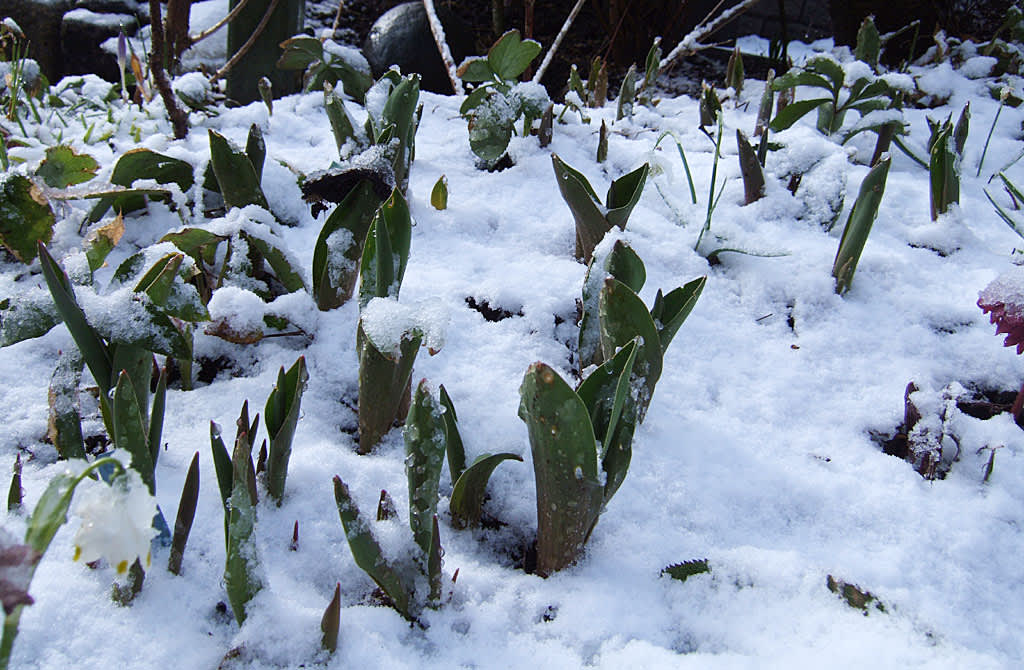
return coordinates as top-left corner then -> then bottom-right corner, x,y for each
978,266 -> 1024,353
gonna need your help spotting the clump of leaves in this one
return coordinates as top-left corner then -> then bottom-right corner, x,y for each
458,30 -> 549,167
264,357 -> 308,505
928,103 -> 968,220
276,35 -> 374,102
827,575 -> 886,614
770,56 -> 894,139
521,245 -> 705,575
662,559 -> 711,583
551,154 -> 649,263
0,173 -> 54,263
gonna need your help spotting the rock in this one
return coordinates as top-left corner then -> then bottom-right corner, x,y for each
0,0 -> 75,82
61,8 -> 137,82
362,1 -> 474,94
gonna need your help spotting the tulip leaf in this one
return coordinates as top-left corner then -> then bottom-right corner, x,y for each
264,356 -> 308,505
404,380 -> 446,556
358,189 -> 411,309
598,278 -> 663,419
168,451 -> 199,576
332,475 -> 412,619
650,276 -> 706,352
518,362 -> 603,576
438,384 -> 465,483
449,452 -> 522,529
208,129 -> 269,211
312,180 -> 381,310
47,348 -> 85,460
833,156 -> 891,295
357,321 -> 421,454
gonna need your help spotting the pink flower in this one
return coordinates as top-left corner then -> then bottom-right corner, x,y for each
979,267 -> 1024,354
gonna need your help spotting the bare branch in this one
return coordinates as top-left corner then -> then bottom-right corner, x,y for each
531,0 -> 586,84
211,0 -> 281,84
422,0 -> 462,94
188,0 -> 255,48
659,0 -> 762,72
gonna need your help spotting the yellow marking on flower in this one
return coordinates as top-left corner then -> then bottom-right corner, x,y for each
73,546 -> 81,562
116,560 -> 129,574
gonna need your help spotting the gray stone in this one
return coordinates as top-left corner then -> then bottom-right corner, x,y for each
61,8 -> 137,82
0,0 -> 75,82
362,1 -> 474,94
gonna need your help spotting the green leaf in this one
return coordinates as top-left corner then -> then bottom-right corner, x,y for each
929,126 -> 959,221
833,156 -> 891,295
356,321 -> 422,454
332,475 -> 412,619
768,97 -> 832,132
209,420 -> 234,542
616,64 -> 637,121
84,216 -> 125,273
427,515 -> 442,608
650,276 -> 706,352
358,189 -> 411,309
7,454 -> 22,511
438,384 -> 465,483
168,451 -> 199,576
37,243 -> 112,394
726,47 -> 744,95
551,154 -> 606,263
456,57 -> 493,83
113,370 -> 154,493
598,278 -> 663,419
985,187 -> 1024,239
161,228 -> 228,267
148,366 -> 167,466
47,349 -> 85,460
605,164 -> 649,231
430,175 -> 448,210
134,253 -> 183,306
321,583 -> 341,653
325,85 -> 358,153
579,240 -> 646,369
24,471 -> 78,554
264,356 -> 308,505
737,129 -> 765,205
467,104 -> 514,164
225,417 -> 261,626
0,174 -> 54,262
404,380 -> 446,557
771,70 -> 832,93
245,124 -> 266,184
487,30 -> 541,81
805,56 -> 844,89
449,452 -> 522,529
87,148 -> 194,222
239,230 -> 306,294
378,73 -> 420,191
312,180 -> 381,310
855,16 -> 881,69
953,102 -> 970,157
662,559 -> 710,583
208,129 -> 269,211
518,363 -> 604,577
36,145 -> 99,188
459,85 -> 492,115
276,36 -> 324,71
576,339 -> 639,504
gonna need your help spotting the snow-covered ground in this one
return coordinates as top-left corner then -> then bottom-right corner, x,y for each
2,34 -> 1024,669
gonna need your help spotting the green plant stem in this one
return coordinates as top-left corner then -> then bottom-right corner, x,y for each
892,136 -> 928,168
695,115 -> 724,251
977,98 -> 1005,177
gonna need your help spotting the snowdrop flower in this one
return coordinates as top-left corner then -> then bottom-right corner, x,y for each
71,469 -> 156,574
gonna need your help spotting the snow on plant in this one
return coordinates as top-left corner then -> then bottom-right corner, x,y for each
458,30 -> 549,167
978,265 -> 1024,354
276,35 -> 374,102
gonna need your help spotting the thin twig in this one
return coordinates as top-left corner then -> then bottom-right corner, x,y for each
422,0 -> 462,94
188,0 -> 255,48
531,0 -> 586,84
149,0 -> 189,139
331,0 -> 345,38
211,0 -> 281,83
659,0 -> 762,73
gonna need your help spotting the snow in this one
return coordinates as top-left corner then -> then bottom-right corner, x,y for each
1,29 -> 1024,670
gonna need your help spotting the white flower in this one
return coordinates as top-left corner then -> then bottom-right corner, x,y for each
72,469 -> 157,575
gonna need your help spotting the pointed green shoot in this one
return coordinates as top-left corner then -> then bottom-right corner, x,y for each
225,414 -> 261,625
855,16 -> 881,69
332,475 -> 412,619
616,64 -> 637,121
576,339 -> 638,504
356,321 -> 422,454
208,129 -> 269,211
579,239 -> 646,369
321,583 -> 341,653
833,156 -> 891,295
325,83 -> 358,153
427,515 -> 442,608
438,385 -> 466,483
168,451 -> 199,575
7,454 -> 21,512
518,363 -> 604,576
605,163 -> 649,229
737,129 -> 765,204
312,180 -> 381,310
358,189 -> 412,309
113,371 -> 154,494
404,380 -> 446,557
264,356 -> 308,505
598,278 -> 663,419
929,126 -> 959,220
245,124 -> 266,184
